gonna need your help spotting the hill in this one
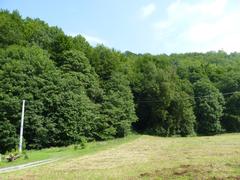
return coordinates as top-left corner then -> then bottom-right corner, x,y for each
0,10 -> 240,154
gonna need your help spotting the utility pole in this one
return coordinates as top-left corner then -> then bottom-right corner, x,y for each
19,100 -> 25,154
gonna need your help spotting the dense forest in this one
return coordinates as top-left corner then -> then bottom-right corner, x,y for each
0,10 -> 240,154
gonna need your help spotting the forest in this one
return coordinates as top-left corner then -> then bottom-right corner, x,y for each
0,10 -> 240,154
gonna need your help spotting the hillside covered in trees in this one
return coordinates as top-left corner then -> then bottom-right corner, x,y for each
0,10 -> 240,154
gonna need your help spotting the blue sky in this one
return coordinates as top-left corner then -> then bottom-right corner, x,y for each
1,0 -> 240,54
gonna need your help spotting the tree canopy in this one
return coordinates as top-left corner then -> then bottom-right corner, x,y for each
1,10 -> 240,153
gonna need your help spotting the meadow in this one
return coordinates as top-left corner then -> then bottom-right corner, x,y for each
1,133 -> 240,180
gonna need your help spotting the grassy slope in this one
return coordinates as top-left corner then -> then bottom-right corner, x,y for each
0,135 -> 140,168
2,133 -> 240,180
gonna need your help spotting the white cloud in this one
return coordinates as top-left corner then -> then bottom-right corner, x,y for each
153,0 -> 240,53
141,3 -> 156,18
67,32 -> 108,46
167,0 -> 227,18
82,34 -> 107,46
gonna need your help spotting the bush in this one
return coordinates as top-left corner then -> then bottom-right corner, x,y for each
23,151 -> 29,159
74,137 -> 87,150
5,150 -> 20,162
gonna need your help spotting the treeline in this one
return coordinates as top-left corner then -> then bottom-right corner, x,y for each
0,10 -> 239,154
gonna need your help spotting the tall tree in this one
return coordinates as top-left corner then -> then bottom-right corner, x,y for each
194,79 -> 224,135
221,92 -> 240,132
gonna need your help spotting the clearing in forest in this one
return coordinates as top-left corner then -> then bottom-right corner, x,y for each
2,134 -> 240,180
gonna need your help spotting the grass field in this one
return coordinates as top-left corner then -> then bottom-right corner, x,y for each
1,133 -> 240,180
0,135 -> 140,168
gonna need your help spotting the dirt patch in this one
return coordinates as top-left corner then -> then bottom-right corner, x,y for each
173,169 -> 188,175
180,164 -> 191,168
138,164 -> 211,179
173,164 -> 205,176
139,172 -> 153,177
138,169 -> 165,177
208,176 -> 240,180
209,177 -> 225,180
226,176 -> 240,180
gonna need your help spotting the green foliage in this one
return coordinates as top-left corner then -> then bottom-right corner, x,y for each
194,79 -> 224,135
1,10 -> 240,153
222,92 -> 240,132
24,18 -> 52,49
74,137 -> 87,150
130,56 -> 196,136
72,35 -> 93,58
100,73 -> 137,139
90,45 -> 121,80
0,10 -> 25,47
23,151 -> 29,159
0,121 -> 18,154
168,91 -> 196,136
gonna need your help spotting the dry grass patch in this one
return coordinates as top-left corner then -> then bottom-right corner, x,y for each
2,134 -> 240,180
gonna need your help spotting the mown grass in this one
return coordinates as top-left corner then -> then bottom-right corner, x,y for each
1,133 -> 240,180
0,134 -> 140,168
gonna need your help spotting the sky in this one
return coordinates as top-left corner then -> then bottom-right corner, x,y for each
1,0 -> 240,54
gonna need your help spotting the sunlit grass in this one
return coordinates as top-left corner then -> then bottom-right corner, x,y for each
0,134 -> 140,168
2,133 -> 240,179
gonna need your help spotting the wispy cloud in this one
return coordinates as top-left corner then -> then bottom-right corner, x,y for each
67,32 -> 108,46
82,34 -> 107,46
141,3 -> 156,19
153,0 -> 240,53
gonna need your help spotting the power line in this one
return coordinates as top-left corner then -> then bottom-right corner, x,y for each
135,91 -> 239,103
0,91 -> 239,108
